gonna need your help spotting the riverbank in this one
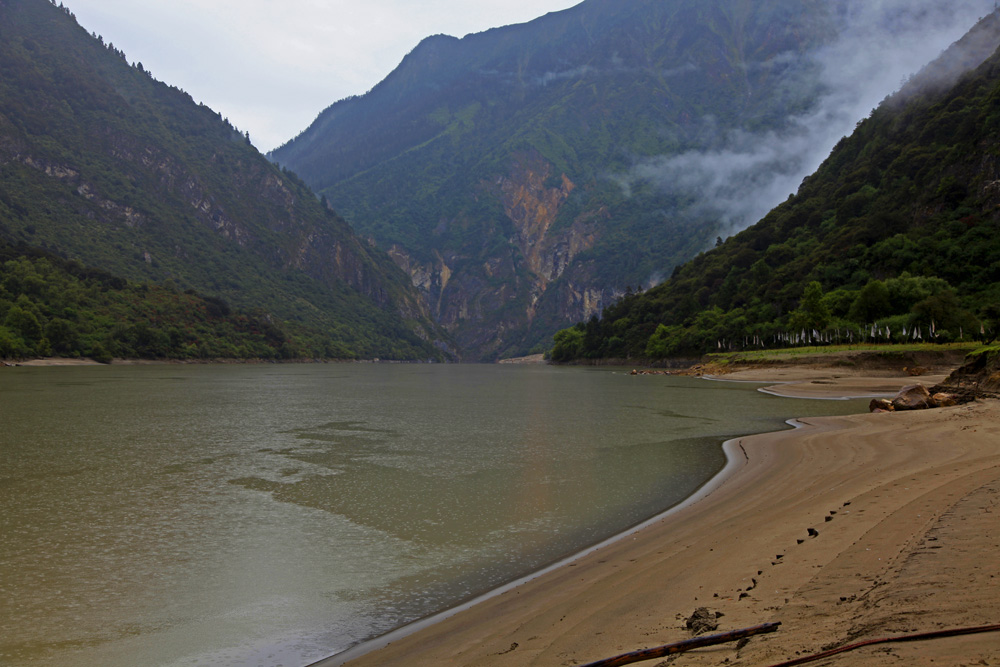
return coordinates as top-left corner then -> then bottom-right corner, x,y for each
5,357 -> 102,366
333,367 -> 1000,666
1,356 -> 422,367
705,364 -> 954,400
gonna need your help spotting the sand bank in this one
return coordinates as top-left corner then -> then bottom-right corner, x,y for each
710,366 -> 954,400
6,357 -> 102,366
332,370 -> 1000,667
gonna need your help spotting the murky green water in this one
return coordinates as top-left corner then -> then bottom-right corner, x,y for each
0,364 -> 867,666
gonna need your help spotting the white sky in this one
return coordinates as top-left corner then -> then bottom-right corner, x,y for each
64,0 -> 582,152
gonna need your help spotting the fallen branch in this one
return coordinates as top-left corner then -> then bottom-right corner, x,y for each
578,622 -> 781,667
764,623 -> 1000,667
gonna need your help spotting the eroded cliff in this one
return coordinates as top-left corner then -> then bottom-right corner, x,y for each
382,150 -> 615,359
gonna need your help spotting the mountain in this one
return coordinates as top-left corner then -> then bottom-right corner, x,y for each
272,0 -> 993,360
549,11 -> 1000,362
0,238 -> 305,361
0,0 -> 453,361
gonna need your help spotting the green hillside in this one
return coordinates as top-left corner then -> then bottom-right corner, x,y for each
0,240 -> 311,361
273,0 -> 837,359
273,0 -> 992,360
551,12 -> 1000,362
0,0 -> 452,361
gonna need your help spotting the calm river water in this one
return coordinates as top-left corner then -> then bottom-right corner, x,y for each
0,364 -> 867,666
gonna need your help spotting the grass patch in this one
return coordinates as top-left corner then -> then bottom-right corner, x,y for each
704,342 -> 981,366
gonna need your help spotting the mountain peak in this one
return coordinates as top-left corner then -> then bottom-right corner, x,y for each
273,0 -> 995,360
0,0 -> 453,361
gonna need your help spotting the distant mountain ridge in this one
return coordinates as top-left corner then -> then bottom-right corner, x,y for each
0,0 -> 453,360
272,0 -> 993,360
549,10 -> 1000,362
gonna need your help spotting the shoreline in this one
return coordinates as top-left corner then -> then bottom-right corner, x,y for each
332,367 -> 1000,666
318,421 -> 758,667
1,356 -> 435,367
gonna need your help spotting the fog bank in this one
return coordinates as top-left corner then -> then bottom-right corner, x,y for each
623,0 -> 996,238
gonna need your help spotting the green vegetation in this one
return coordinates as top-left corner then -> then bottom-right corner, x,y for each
702,342 -> 981,365
550,16 -> 1000,363
0,241 -> 310,361
0,0 -> 451,361
272,0 -> 840,358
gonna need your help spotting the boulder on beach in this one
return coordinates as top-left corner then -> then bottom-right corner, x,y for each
871,385 -> 960,412
931,392 -> 959,408
892,384 -> 933,411
869,398 -> 895,412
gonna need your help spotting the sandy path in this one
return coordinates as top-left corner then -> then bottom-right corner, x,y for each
327,373 -> 1000,667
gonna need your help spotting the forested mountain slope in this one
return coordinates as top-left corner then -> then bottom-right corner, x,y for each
0,239 -> 307,361
0,0 -> 452,361
273,0 -> 993,359
551,11 -> 1000,362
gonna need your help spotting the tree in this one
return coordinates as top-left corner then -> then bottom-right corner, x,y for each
550,325 -> 584,362
910,289 -> 976,340
4,304 -> 42,342
849,280 -> 891,322
645,324 -> 679,358
980,303 -> 1000,343
789,281 -> 831,332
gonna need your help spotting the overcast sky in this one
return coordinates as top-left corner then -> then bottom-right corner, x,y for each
65,0 -> 581,152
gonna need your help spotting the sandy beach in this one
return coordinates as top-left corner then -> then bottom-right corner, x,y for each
332,366 -> 1000,667
6,358 -> 102,366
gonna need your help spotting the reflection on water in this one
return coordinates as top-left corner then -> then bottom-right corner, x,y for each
0,364 -> 866,666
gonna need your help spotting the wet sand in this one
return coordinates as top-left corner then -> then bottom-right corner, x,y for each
332,369 -> 1000,667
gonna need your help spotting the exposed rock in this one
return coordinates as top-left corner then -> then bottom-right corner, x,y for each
686,607 -> 723,635
873,387 -> 959,412
494,151 -> 576,283
931,348 -> 1000,402
869,398 -> 895,413
891,384 -> 933,411
379,150 -> 607,359
930,392 -> 959,408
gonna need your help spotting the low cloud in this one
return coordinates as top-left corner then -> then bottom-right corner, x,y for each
534,61 -> 698,87
619,0 -> 996,237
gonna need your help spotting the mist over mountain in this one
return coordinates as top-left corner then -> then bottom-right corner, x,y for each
624,0 -> 999,237
0,0 -> 452,361
273,0 -> 995,360
551,9 -> 1000,362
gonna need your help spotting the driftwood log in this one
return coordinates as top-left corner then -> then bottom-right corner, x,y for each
763,623 -> 1000,667
578,622 -> 781,667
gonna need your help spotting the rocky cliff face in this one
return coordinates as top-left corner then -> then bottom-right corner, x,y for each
489,152 -> 596,319
7,136 -> 411,313
271,0 -> 850,359
381,150 -> 608,358
274,0 -> 995,360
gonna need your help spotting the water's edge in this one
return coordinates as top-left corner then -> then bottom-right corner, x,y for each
3,365 -> 869,667
310,414 -> 805,666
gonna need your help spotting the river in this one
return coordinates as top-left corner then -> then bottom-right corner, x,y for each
0,363 -> 867,666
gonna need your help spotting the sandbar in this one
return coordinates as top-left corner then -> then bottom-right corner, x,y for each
329,367 -> 1000,666
6,357 -> 102,366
